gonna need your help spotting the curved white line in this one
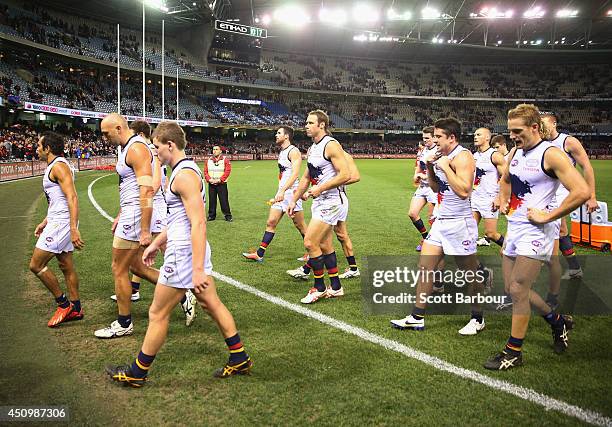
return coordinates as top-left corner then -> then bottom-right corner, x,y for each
87,173 -> 611,427
87,174 -> 114,221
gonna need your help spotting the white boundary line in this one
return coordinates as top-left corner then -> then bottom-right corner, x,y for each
87,172 -> 611,427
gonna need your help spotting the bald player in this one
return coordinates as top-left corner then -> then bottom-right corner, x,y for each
95,114 -> 192,339
472,128 -> 506,250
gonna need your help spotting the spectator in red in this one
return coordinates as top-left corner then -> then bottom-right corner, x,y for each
203,145 -> 233,222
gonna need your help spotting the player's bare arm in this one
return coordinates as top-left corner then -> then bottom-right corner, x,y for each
127,143 -> 154,246
438,150 -> 474,199
276,148 -> 302,201
344,151 -> 360,185
527,147 -> 590,224
53,161 -> 84,249
566,136 -> 597,212
175,168 -> 213,293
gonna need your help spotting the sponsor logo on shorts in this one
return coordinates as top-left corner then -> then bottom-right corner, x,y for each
164,266 -> 174,274
123,225 -> 132,230
46,237 -> 53,242
462,240 -> 471,246
531,240 -> 542,247
155,220 -> 162,225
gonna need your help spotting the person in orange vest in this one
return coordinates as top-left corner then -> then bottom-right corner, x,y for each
204,145 -> 233,222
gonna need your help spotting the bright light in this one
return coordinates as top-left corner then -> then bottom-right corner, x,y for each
254,17 -> 260,23
476,7 -> 513,18
387,8 -> 412,20
607,10 -> 612,17
273,5 -> 310,25
432,37 -> 438,43
523,6 -> 545,19
353,4 -> 379,23
319,8 -> 348,26
556,9 -> 578,18
261,14 -> 271,25
536,39 -> 542,45
422,7 -> 440,19
353,34 -> 367,42
145,0 -> 164,8
497,40 -> 502,45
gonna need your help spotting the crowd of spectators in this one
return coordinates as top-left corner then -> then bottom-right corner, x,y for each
0,123 -> 114,161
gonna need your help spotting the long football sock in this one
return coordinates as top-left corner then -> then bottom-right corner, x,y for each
559,236 -> 581,270
412,218 -> 428,239
324,252 -> 341,291
310,255 -> 326,292
131,351 -> 155,378
257,231 -> 275,258
225,333 -> 248,364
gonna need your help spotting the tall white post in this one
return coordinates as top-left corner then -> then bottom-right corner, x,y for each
161,19 -> 165,120
176,67 -> 179,120
116,24 -> 120,112
142,2 -> 146,117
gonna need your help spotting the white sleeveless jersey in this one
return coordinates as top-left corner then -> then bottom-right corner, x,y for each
116,135 -> 153,209
433,145 -> 473,219
307,135 -> 342,203
473,147 -> 500,198
507,141 -> 560,224
549,132 -> 576,167
417,144 -> 437,187
147,142 -> 167,208
43,157 -> 73,222
278,144 -> 299,191
165,158 -> 205,247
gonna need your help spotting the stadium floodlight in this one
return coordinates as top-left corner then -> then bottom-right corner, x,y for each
497,40 -> 502,45
353,4 -> 379,23
536,39 -> 542,45
556,9 -> 578,18
608,10 -> 612,17
523,6 -> 545,19
144,0 -> 168,12
353,34 -> 367,42
432,37 -> 438,43
261,14 -> 271,25
387,8 -> 412,20
319,8 -> 348,26
273,5 -> 310,26
422,7 -> 440,19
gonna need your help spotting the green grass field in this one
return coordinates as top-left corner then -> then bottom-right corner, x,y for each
1,159 -> 611,426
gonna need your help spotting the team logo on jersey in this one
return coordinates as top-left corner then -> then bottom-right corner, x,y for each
511,159 -> 519,167
164,266 -> 174,274
46,237 -> 54,242
474,167 -> 485,188
435,176 -> 450,204
508,173 -> 532,215
278,163 -> 287,181
307,162 -> 323,185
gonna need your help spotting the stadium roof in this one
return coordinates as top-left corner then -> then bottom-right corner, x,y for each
41,0 -> 612,54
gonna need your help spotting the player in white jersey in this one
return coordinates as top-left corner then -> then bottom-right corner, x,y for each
484,104 -> 589,370
472,128 -> 506,249
94,114 -> 185,339
242,126 -> 307,262
287,110 -> 350,304
29,132 -> 84,327
287,150 -> 361,280
409,127 -> 438,252
391,118 -> 491,335
541,112 -> 598,280
106,122 -> 251,387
